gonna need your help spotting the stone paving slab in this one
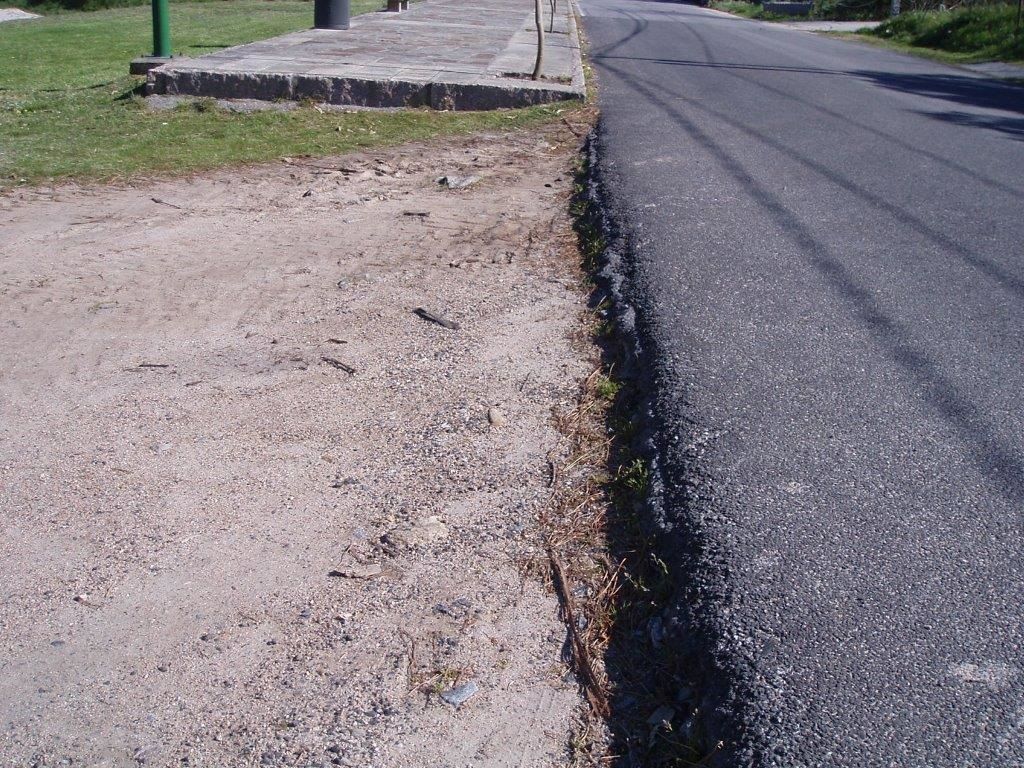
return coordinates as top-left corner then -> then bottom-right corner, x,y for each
147,0 -> 584,109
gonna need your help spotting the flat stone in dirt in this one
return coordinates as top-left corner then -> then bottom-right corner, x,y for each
0,7 -> 40,22
0,123 -> 593,766
441,680 -> 480,707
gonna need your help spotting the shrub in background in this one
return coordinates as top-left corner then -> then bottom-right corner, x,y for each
873,2 -> 1024,60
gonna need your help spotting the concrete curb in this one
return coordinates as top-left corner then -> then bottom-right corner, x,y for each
148,69 -> 582,109
566,0 -> 587,95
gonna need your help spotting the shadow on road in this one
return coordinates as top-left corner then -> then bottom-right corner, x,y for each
916,110 -> 1024,140
592,53 -> 852,75
856,70 -> 1024,116
600,44 -> 1024,488
591,54 -> 1024,122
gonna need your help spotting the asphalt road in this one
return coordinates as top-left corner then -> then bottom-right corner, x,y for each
580,2 -> 1024,766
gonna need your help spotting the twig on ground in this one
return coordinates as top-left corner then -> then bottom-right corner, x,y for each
321,356 -> 355,374
548,549 -> 610,718
151,198 -> 184,210
413,307 -> 460,330
399,630 -> 418,695
561,117 -> 586,138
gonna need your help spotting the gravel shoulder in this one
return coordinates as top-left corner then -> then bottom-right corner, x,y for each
0,123 -> 594,767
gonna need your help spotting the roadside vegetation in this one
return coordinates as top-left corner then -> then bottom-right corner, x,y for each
0,0 -> 577,186
6,0 -> 224,15
712,0 -> 1023,63
864,4 -> 1024,63
710,1 -> 788,20
711,0 -> 893,22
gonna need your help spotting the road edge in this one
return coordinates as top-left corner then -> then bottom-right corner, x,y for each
582,126 -> 747,766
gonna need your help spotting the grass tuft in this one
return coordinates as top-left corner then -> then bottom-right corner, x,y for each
594,374 -> 621,402
616,457 -> 650,495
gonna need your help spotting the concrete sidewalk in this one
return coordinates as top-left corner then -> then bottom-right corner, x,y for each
147,0 -> 585,109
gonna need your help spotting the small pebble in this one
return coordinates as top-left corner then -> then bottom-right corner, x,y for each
440,680 -> 479,707
487,407 -> 506,427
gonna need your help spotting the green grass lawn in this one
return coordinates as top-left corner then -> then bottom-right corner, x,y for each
0,0 -> 574,186
861,4 -> 1024,63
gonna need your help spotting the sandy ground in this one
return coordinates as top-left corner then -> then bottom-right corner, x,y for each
0,124 -> 593,767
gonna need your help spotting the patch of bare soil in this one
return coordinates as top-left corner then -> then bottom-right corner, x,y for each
0,124 -> 597,767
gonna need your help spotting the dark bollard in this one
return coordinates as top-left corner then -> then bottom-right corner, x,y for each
314,0 -> 349,29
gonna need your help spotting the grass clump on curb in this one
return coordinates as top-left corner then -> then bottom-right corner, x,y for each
0,0 -> 581,186
865,4 -> 1024,63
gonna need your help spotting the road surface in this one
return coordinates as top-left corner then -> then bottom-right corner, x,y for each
581,1 -> 1024,765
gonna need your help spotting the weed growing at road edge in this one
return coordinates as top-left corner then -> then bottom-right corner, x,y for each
538,131 -> 719,767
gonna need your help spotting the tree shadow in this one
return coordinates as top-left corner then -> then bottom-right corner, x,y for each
113,82 -> 147,101
593,11 -> 1024,196
593,36 -> 1024,301
592,53 -> 852,75
37,79 -> 120,94
854,69 -> 1024,117
591,54 -> 1024,123
597,22 -> 1024,532
916,109 -> 1024,140
625,0 -> 714,7
638,25 -> 1024,199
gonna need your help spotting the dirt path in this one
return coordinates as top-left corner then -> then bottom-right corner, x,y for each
0,124 -> 593,767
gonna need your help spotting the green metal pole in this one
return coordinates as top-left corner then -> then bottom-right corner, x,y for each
152,0 -> 171,59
